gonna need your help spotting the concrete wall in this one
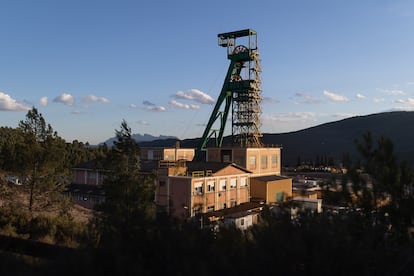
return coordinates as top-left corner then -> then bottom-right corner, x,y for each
266,178 -> 292,203
250,177 -> 292,204
141,148 -> 195,161
206,147 -> 281,176
158,173 -> 251,219
246,148 -> 281,176
169,177 -> 191,219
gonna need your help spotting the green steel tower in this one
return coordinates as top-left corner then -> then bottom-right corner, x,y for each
195,29 -> 263,160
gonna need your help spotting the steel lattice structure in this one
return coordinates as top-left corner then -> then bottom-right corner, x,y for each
195,29 -> 262,160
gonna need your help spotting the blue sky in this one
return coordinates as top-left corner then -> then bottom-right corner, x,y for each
1,0 -> 414,144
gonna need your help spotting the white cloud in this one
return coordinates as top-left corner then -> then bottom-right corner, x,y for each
82,95 -> 109,103
143,100 -> 166,112
394,98 -> 414,105
294,93 -> 320,104
262,96 -> 280,104
39,96 -> 48,106
373,98 -> 385,103
53,93 -> 75,106
137,120 -> 149,126
169,100 -> 200,110
129,103 -> 137,109
173,89 -> 214,104
263,112 -> 317,122
323,90 -> 349,102
0,92 -> 30,111
356,93 -> 366,99
332,113 -> 357,118
388,107 -> 414,112
381,89 -> 405,96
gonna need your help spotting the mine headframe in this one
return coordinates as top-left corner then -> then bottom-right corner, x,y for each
194,29 -> 263,161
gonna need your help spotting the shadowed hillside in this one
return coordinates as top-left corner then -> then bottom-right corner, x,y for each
262,111 -> 414,166
137,111 -> 414,167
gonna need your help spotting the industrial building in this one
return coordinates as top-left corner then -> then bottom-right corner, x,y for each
153,29 -> 293,228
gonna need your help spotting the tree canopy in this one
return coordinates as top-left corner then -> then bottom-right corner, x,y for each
95,120 -> 156,250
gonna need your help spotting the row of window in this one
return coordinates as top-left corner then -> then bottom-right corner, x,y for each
249,154 -> 278,170
194,177 -> 248,195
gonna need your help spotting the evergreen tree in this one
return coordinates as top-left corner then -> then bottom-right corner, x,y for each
96,120 -> 156,250
0,127 -> 23,171
346,132 -> 414,237
16,107 -> 67,211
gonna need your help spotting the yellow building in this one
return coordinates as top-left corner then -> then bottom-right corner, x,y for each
250,175 -> 292,204
206,147 -> 281,176
156,160 -> 251,220
140,147 -> 194,161
154,146 -> 292,224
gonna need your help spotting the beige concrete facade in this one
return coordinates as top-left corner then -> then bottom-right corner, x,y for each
155,161 -> 251,220
140,147 -> 195,161
155,146 -> 291,224
206,147 -> 281,176
250,175 -> 292,204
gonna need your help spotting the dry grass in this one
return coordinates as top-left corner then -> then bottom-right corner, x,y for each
0,180 -> 95,224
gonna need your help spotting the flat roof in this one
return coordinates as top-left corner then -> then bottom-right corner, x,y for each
217,29 -> 256,39
252,174 -> 291,182
187,161 -> 251,174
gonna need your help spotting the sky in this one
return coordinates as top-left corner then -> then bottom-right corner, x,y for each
1,0 -> 414,144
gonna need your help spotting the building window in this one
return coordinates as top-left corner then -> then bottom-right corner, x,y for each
207,205 -> 215,212
193,205 -> 202,215
221,149 -> 232,163
88,172 -> 96,179
207,180 -> 215,192
249,156 -> 256,170
261,155 -> 268,169
230,178 -> 237,189
159,181 -> 166,187
147,150 -> 154,160
219,179 -> 227,191
272,154 -> 278,168
194,182 -> 203,195
240,218 -> 245,226
240,177 -> 247,187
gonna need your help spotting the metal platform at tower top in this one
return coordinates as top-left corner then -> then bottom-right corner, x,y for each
194,29 -> 263,161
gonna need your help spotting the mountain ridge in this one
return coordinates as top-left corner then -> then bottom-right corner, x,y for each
101,133 -> 178,146
113,111 -> 414,167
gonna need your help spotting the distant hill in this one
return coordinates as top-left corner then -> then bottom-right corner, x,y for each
112,111 -> 414,167
101,133 -> 178,146
261,111 -> 414,167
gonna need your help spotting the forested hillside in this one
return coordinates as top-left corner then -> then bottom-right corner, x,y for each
138,111 -> 414,167
262,111 -> 414,167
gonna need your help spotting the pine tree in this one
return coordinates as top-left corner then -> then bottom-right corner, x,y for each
96,120 -> 156,249
17,107 -> 67,211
